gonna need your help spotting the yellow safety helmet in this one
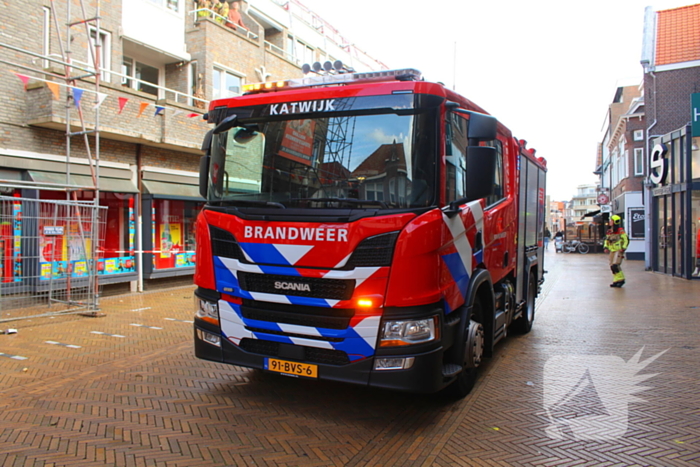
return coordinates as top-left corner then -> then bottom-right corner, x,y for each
611,214 -> 621,224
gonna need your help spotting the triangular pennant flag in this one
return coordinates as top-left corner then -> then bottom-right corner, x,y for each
73,88 -> 84,108
46,82 -> 60,100
172,110 -> 184,118
154,106 -> 165,116
94,92 -> 108,109
186,113 -> 200,118
137,102 -> 149,118
14,73 -> 30,89
118,97 -> 129,114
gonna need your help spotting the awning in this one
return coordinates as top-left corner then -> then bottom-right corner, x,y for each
28,171 -> 138,193
141,180 -> 203,200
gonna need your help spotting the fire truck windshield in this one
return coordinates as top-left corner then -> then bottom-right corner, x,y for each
207,111 -> 437,209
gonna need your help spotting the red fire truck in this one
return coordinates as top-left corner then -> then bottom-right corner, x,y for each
193,67 -> 546,397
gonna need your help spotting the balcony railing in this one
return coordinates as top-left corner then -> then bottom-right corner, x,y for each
46,54 -> 207,108
189,9 -> 259,41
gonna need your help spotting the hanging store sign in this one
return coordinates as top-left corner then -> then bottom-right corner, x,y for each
648,143 -> 668,186
692,93 -> 700,136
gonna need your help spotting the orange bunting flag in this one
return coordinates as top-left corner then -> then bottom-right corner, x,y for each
137,102 -> 149,118
46,82 -> 60,100
118,97 -> 129,114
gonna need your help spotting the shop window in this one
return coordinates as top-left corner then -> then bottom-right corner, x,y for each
152,199 -> 202,270
39,191 -> 136,278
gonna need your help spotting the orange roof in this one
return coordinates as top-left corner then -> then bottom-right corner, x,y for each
656,4 -> 700,66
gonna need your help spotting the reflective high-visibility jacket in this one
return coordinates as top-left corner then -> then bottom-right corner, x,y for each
604,227 -> 629,252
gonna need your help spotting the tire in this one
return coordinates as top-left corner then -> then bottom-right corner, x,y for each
446,296 -> 485,398
513,272 -> 536,334
578,243 -> 589,254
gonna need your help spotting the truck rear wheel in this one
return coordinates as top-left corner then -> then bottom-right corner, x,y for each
446,297 -> 484,398
513,272 -> 536,334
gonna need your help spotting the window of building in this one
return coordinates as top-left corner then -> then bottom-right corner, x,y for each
287,35 -> 314,65
42,7 -> 51,69
633,129 -> 644,141
122,57 -> 160,97
634,148 -> 644,176
213,66 -> 243,99
89,27 -> 111,82
146,0 -> 179,12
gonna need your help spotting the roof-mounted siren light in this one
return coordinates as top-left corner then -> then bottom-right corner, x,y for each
323,61 -> 333,73
334,60 -> 344,73
302,63 -> 311,75
312,62 -> 323,73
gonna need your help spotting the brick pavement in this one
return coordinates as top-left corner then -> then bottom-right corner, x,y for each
0,251 -> 698,466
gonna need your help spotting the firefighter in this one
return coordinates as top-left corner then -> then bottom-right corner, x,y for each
604,214 -> 629,287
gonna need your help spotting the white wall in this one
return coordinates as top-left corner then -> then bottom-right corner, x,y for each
122,0 -> 190,62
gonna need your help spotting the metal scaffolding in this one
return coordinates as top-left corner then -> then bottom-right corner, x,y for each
0,0 -> 106,318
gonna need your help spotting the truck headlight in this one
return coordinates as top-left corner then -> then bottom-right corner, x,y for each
379,316 -> 439,347
195,296 -> 220,325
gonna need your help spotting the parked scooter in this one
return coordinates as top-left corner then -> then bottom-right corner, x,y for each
554,236 -> 564,253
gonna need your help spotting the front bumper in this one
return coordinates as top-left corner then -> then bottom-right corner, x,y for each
194,324 -> 449,394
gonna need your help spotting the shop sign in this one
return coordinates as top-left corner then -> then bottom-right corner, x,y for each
600,204 -> 611,213
648,143 -> 668,186
629,208 -> 645,239
43,226 -> 64,236
692,93 -> 700,136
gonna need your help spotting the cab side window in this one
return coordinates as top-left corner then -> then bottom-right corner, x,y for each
445,113 -> 468,202
485,139 -> 504,207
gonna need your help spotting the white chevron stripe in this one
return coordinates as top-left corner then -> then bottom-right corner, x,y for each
288,336 -> 335,349
442,211 -> 474,275
279,323 -> 324,337
352,316 -> 381,349
274,244 -> 314,265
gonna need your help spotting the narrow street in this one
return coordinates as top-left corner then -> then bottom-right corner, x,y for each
0,250 -> 698,466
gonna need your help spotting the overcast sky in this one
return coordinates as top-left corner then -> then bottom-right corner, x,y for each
296,0 -> 694,200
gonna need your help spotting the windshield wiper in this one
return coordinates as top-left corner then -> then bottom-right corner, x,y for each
294,198 -> 388,208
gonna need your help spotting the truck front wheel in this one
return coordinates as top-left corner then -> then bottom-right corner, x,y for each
447,297 -> 485,398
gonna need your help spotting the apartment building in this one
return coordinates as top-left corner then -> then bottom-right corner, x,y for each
0,0 -> 386,292
596,83 -> 646,260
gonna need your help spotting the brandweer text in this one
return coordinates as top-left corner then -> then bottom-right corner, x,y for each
243,226 -> 348,242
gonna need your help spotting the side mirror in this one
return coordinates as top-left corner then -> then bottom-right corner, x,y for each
467,112 -> 497,142
443,146 -> 496,217
465,146 -> 496,201
213,114 -> 238,135
199,155 -> 210,199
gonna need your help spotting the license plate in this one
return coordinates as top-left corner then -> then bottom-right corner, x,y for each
265,358 -> 318,378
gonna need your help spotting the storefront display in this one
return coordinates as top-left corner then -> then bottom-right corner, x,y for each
649,127 -> 699,279
151,199 -> 200,271
39,191 -> 136,280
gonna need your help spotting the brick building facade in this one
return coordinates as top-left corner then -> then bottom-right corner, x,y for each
0,0 -> 386,290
